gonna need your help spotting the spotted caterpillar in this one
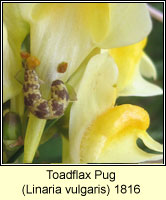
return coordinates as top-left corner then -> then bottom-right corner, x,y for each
22,53 -> 69,119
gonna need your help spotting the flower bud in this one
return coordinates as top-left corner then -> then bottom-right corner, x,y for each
3,112 -> 22,140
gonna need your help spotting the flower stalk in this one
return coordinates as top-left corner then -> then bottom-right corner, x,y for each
148,4 -> 163,23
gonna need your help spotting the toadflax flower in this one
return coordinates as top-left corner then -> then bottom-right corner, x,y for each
3,3 -> 163,163
68,41 -> 163,163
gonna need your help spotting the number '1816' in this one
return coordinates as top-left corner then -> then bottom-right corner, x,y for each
115,184 -> 140,194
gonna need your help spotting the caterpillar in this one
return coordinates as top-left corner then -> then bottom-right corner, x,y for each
22,53 -> 69,119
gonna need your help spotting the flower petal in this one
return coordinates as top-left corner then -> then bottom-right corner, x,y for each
96,130 -> 163,163
69,53 -> 118,163
110,39 -> 147,93
3,4 -> 29,102
139,53 -> 157,79
3,24 -> 22,102
98,3 -> 152,48
80,104 -> 162,163
119,64 -> 163,97
3,3 -> 29,50
81,3 -> 110,43
68,48 -> 100,91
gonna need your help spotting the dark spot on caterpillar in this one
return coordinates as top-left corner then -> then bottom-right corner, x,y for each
24,93 -> 41,106
28,93 -> 41,101
51,80 -> 64,86
25,69 -> 38,81
23,83 -> 39,92
31,70 -> 37,75
37,100 -> 48,111
23,85 -> 28,92
51,100 -> 63,113
34,110 -> 49,119
24,75 -> 28,81
24,70 -> 29,81
54,88 -> 69,100
57,62 -> 68,73
24,96 -> 31,106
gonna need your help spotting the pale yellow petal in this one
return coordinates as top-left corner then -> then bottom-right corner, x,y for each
69,53 -> 118,163
96,130 -> 163,163
98,3 -> 152,48
68,48 -> 100,91
3,23 -> 22,102
81,3 -> 110,43
3,4 -> 29,102
140,53 -> 157,79
3,3 -> 29,52
138,132 -> 163,152
119,65 -> 163,97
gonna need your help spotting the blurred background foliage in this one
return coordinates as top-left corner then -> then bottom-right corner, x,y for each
34,3 -> 164,163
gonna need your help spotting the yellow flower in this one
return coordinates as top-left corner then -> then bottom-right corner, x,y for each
68,41 -> 163,163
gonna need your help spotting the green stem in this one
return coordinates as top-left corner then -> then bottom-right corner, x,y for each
62,135 -> 71,163
23,113 -> 46,163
